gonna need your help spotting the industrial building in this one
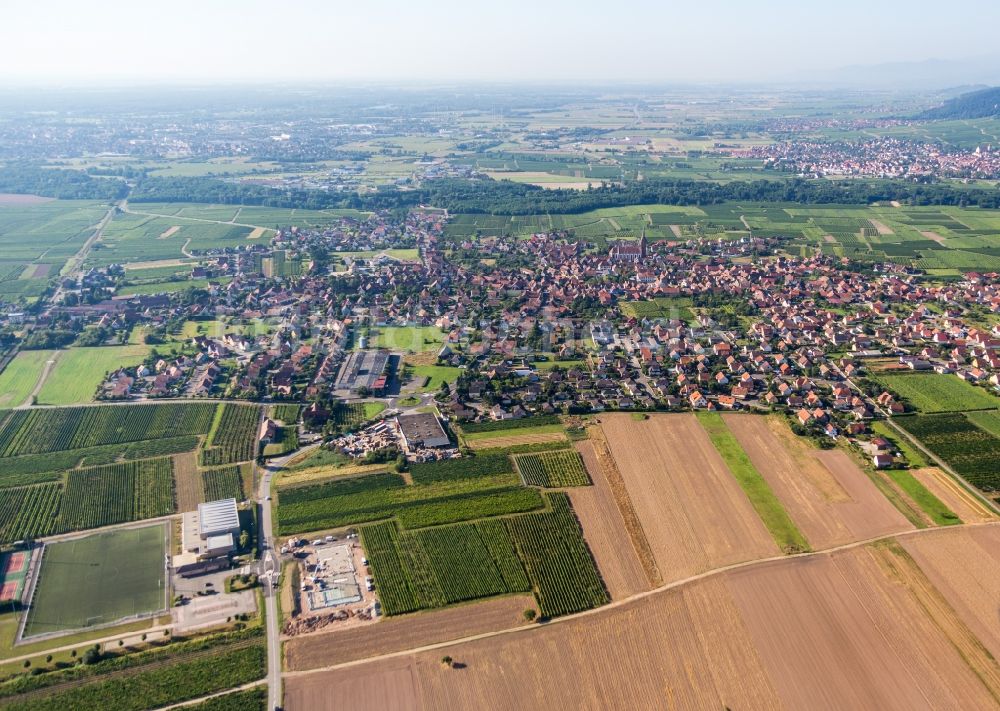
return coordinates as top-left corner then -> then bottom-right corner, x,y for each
334,349 -> 393,395
173,498 -> 242,578
396,413 -> 451,452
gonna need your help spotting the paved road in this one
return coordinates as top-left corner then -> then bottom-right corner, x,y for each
257,444 -> 308,711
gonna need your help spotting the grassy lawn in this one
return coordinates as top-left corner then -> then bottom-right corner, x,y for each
696,413 -> 810,553
964,409 -> 1000,438
885,469 -> 961,526
0,349 -> 53,408
874,372 -> 1000,413
408,364 -> 461,392
117,277 -> 232,297
23,524 -> 167,638
369,326 -> 444,353
37,345 -> 151,405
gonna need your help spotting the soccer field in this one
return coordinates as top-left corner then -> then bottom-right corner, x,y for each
23,524 -> 167,638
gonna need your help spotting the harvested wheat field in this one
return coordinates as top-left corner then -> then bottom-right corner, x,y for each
285,576 -> 783,711
727,542 -> 1000,710
158,225 -> 180,239
911,468 -> 997,524
284,594 -> 535,671
285,526 -> 1000,711
722,414 -> 912,548
599,413 -> 778,582
567,441 -> 648,599
466,432 -> 566,450
901,525 -> 1000,660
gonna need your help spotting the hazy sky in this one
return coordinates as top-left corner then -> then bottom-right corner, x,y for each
1,0 -> 998,84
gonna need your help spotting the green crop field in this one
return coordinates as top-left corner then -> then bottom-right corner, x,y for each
2,635 -> 266,711
406,364 -> 461,392
0,350 -> 54,408
895,414 -> 1000,492
873,372 -> 1000,413
23,524 -> 167,638
59,458 -> 175,531
0,403 -> 216,458
514,450 -> 590,487
0,482 -> 62,544
86,211 -> 256,266
365,326 -> 445,353
697,413 -> 809,552
504,493 -> 608,617
200,404 -> 261,465
202,466 -> 245,502
0,201 -> 106,274
36,346 -> 151,405
328,401 -> 386,434
276,467 -> 542,534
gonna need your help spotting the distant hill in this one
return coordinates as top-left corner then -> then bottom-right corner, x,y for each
917,86 -> 1000,119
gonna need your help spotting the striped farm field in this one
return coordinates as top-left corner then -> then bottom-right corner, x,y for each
515,450 -> 591,487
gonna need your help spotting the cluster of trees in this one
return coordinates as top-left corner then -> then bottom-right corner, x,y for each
6,163 -> 1000,211
917,87 -> 1000,120
130,174 -> 1000,213
0,165 -> 128,200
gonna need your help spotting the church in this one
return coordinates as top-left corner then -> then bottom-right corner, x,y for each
608,232 -> 648,263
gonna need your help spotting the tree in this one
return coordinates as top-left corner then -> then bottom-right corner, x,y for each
239,529 -> 250,549
82,645 -> 102,665
440,655 -> 453,668
523,609 -> 537,622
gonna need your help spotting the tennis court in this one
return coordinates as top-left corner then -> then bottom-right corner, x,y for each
22,524 -> 167,638
0,550 -> 29,603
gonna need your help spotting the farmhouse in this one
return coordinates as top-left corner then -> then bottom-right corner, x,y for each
396,413 -> 450,452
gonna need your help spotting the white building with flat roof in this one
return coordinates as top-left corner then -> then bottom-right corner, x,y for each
179,498 -> 241,563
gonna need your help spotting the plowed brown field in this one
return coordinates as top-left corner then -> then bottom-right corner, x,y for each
599,413 -> 778,582
284,594 -> 535,671
901,526 -> 1000,661
285,576 -> 783,711
568,441 -> 648,599
285,526 -> 1000,711
728,544 -> 1000,710
722,414 -> 912,548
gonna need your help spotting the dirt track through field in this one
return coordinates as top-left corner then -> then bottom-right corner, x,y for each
284,595 -> 535,671
911,467 -> 996,523
722,415 -> 913,548
158,225 -> 181,239
600,414 -> 778,583
569,441 -> 648,599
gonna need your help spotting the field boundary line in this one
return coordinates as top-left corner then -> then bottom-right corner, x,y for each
283,519 -> 1000,678
583,425 -> 661,587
